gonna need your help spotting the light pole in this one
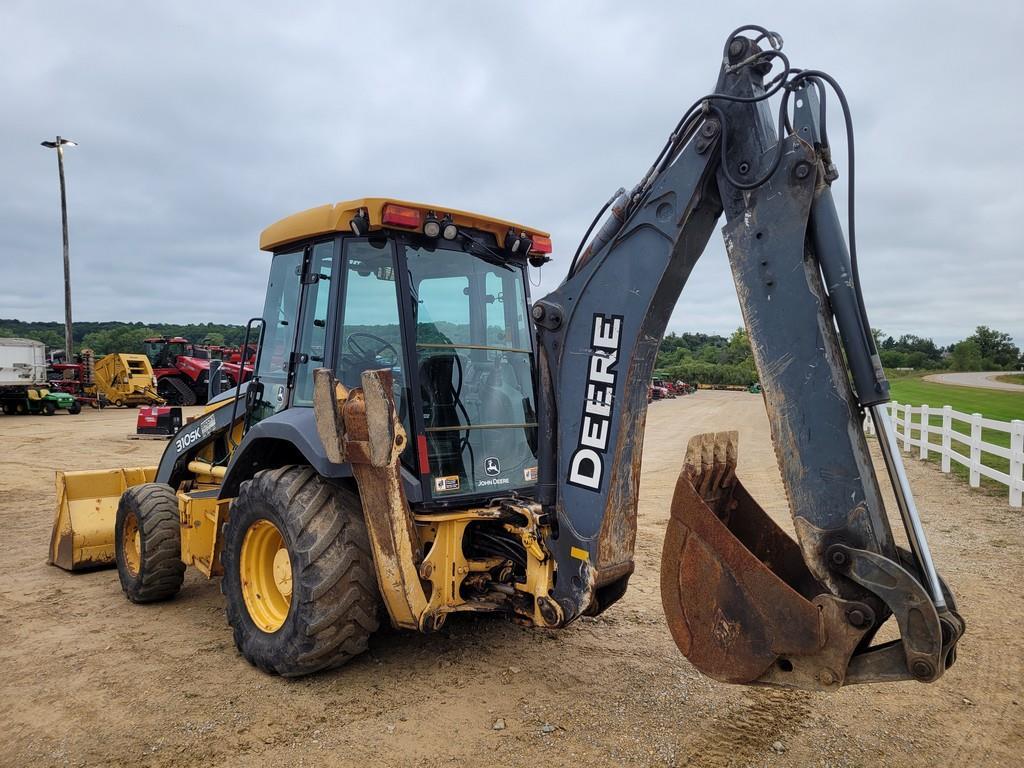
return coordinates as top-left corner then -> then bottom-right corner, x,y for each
41,136 -> 78,362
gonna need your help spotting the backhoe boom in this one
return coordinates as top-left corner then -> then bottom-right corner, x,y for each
535,25 -> 964,688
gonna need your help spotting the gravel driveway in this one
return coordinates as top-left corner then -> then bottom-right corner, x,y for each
924,371 -> 1024,391
1,393 -> 1019,767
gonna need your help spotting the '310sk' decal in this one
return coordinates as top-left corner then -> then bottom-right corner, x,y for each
174,414 -> 217,453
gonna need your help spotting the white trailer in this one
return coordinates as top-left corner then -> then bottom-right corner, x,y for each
0,338 -> 48,387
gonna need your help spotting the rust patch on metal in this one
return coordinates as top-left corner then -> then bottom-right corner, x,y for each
595,348 -> 652,581
312,367 -> 348,464
336,369 -> 429,629
660,431 -> 871,689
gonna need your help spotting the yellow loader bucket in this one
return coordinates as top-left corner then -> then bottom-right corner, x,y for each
49,467 -> 157,571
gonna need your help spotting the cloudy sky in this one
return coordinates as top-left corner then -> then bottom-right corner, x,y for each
3,1 -> 1021,346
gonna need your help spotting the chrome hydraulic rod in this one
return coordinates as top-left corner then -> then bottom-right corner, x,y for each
870,403 -> 947,609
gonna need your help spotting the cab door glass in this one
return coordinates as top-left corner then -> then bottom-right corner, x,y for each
407,245 -> 538,499
252,248 -> 303,421
336,238 -> 406,421
291,241 -> 336,406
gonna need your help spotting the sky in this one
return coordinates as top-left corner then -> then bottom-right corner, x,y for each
2,1 -> 1021,347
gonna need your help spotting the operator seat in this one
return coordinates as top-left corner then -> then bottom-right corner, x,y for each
419,353 -> 466,480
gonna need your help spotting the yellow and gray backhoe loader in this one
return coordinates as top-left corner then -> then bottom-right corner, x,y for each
50,25 -> 963,687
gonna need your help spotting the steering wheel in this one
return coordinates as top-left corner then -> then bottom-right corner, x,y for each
345,332 -> 400,368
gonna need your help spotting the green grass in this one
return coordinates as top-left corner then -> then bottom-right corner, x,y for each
888,378 -> 1024,422
995,373 -> 1024,386
886,378 -> 1023,492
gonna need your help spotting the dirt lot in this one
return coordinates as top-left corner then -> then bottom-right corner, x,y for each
1,392 -> 1020,767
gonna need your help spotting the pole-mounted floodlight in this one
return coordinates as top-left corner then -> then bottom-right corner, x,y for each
41,136 -> 77,362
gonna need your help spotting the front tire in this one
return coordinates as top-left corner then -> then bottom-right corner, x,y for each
68,401 -> 82,415
221,466 -> 380,677
115,484 -> 186,603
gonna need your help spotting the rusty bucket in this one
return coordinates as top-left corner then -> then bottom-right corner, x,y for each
660,432 -> 868,689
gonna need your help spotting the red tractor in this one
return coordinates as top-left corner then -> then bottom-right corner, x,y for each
217,343 -> 256,387
651,378 -> 677,399
143,337 -> 225,405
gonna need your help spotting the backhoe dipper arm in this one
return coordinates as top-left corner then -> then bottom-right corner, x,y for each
534,26 -> 963,689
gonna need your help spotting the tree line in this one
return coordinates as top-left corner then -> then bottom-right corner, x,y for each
654,325 -> 1020,387
655,329 -> 759,386
3,318 -> 1019,384
0,319 -> 249,356
873,326 -> 1021,372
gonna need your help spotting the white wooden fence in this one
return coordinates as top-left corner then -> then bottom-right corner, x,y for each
864,402 -> 1024,508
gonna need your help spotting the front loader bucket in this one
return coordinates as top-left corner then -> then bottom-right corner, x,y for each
660,432 -> 868,690
49,467 -> 157,571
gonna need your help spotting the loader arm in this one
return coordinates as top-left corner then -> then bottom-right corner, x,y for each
534,25 -> 963,688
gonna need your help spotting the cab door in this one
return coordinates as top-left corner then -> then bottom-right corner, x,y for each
248,239 -> 336,424
249,247 -> 304,423
291,239 -> 338,406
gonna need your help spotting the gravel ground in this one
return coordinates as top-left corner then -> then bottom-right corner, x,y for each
0,392 -> 1020,767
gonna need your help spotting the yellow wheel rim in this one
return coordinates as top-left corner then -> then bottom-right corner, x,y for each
123,512 -> 141,576
240,519 -> 292,633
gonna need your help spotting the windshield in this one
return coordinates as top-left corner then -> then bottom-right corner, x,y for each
406,243 -> 537,499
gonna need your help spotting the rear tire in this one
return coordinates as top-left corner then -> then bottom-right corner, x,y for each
221,466 -> 380,677
115,483 -> 186,603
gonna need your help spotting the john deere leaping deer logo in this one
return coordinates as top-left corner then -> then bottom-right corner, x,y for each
484,457 -> 501,476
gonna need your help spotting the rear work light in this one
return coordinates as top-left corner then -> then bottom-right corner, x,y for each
349,209 -> 369,236
382,204 -> 423,229
423,213 -> 441,238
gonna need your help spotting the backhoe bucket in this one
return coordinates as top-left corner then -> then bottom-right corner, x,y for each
660,432 -> 868,690
49,467 -> 157,571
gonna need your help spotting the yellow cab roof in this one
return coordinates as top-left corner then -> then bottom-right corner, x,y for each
259,197 -> 549,252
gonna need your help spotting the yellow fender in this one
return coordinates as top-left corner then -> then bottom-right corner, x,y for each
49,466 -> 157,571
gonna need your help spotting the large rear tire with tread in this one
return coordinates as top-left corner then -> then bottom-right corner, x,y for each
221,466 -> 380,677
115,483 -> 186,603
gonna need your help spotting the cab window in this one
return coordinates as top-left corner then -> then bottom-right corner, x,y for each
336,238 -> 407,421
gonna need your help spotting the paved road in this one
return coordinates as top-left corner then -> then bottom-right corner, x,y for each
924,371 -> 1024,392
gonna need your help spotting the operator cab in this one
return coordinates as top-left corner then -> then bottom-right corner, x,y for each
143,336 -> 190,369
245,198 -> 552,507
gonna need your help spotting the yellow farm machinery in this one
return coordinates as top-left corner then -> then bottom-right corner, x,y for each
50,350 -> 164,408
90,353 -> 164,407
